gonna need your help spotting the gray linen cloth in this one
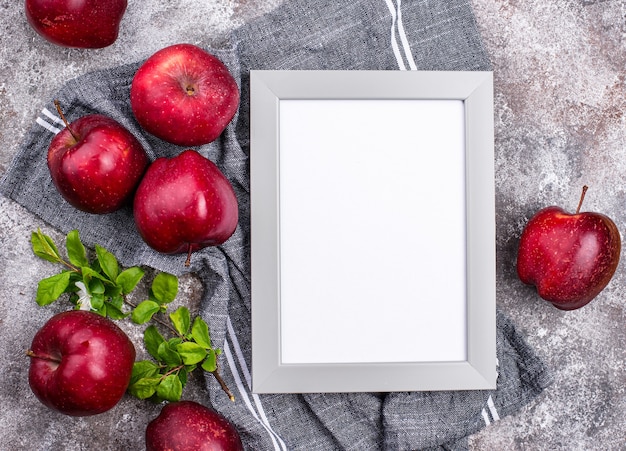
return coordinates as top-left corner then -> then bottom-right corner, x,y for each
1,0 -> 551,449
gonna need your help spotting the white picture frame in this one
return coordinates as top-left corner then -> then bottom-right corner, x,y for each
250,70 -> 496,393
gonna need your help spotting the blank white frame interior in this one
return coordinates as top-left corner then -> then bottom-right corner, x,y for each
250,70 -> 496,393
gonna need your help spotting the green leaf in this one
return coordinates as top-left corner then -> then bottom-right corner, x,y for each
104,302 -> 128,320
169,306 -> 190,336
92,301 -> 107,317
88,277 -> 105,295
95,245 -> 118,280
66,272 -> 83,292
178,367 -> 190,387
191,316 -> 212,349
105,285 -> 123,307
156,374 -> 183,402
130,360 -> 161,385
128,377 -> 161,399
116,267 -> 145,295
90,257 -> 102,274
90,293 -> 105,310
157,341 -> 182,366
68,292 -> 79,307
131,300 -> 160,324
176,342 -> 207,365
31,229 -> 62,263
81,266 -> 110,284
201,349 -> 217,373
168,337 -> 183,347
144,325 -> 165,360
150,272 -> 178,304
65,230 -> 88,267
36,272 -> 72,306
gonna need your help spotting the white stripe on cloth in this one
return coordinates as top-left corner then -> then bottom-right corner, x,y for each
481,395 -> 501,426
383,0 -> 406,70
481,408 -> 491,426
42,108 -> 65,125
225,318 -> 288,450
383,0 -> 418,70
395,0 -> 418,70
36,117 -> 61,134
487,395 -> 501,421
223,340 -> 285,451
227,317 -> 253,389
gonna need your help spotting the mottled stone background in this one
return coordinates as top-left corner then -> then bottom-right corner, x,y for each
0,0 -> 624,449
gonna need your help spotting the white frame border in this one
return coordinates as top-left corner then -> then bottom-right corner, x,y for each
250,70 -> 496,393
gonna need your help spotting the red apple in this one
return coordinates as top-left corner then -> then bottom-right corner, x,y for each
26,310 -> 136,416
25,0 -> 127,48
146,401 -> 243,451
517,186 -> 621,310
133,149 -> 239,266
130,43 -> 240,146
47,101 -> 149,214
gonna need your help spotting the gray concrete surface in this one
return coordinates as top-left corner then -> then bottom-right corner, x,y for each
1,0 -> 624,450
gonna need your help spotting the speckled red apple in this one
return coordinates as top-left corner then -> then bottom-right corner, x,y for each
27,311 -> 136,416
130,43 -> 240,146
47,102 -> 149,214
516,186 -> 621,310
25,0 -> 127,48
133,149 -> 239,266
146,400 -> 243,451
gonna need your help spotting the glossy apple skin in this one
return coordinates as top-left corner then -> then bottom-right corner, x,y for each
27,311 -> 136,416
517,206 -> 621,310
146,401 -> 244,451
25,0 -> 127,48
47,114 -> 149,214
130,43 -> 240,146
133,149 -> 239,257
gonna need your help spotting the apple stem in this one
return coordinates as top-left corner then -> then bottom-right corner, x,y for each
54,100 -> 79,142
211,363 -> 235,402
576,185 -> 589,214
185,244 -> 193,267
26,349 -> 62,364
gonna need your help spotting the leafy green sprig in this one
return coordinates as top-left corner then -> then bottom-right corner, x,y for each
128,308 -> 233,402
30,228 -> 234,402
